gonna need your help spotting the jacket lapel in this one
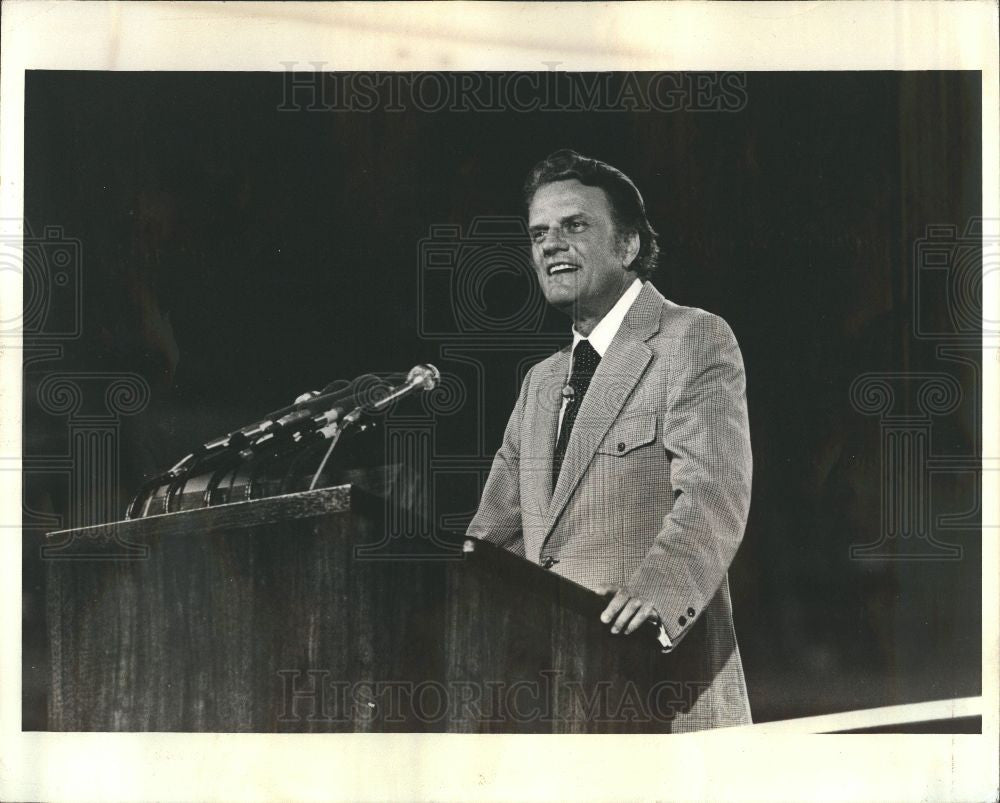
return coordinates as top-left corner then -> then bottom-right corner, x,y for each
542,281 -> 664,535
524,347 -> 570,520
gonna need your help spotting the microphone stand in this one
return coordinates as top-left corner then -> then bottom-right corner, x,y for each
125,365 -> 441,517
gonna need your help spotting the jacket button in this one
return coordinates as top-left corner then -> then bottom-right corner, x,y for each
617,442 -> 626,452
687,607 -> 696,617
677,615 -> 687,626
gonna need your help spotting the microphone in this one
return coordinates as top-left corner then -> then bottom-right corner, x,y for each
265,377 -> 390,425
372,364 -> 441,409
199,383 -> 357,455
336,364 -> 441,429
171,366 -> 442,468
242,370 -> 424,433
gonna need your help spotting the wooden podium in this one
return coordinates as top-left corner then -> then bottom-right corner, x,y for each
45,485 -> 710,733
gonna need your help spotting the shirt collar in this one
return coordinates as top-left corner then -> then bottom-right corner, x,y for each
571,278 -> 644,357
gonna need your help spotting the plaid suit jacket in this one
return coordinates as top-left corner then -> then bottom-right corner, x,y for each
467,281 -> 753,731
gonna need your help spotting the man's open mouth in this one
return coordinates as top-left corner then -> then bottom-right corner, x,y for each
547,262 -> 580,276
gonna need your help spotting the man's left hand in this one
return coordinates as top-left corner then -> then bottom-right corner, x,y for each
596,584 -> 659,635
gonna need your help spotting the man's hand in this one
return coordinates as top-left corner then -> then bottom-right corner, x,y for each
596,584 -> 659,635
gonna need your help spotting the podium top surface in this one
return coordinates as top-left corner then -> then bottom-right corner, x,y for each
45,484 -> 353,542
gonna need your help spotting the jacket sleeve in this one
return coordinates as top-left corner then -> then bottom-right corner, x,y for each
465,370 -> 531,557
625,312 -> 752,643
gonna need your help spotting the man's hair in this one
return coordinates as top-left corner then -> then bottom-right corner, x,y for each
522,149 -> 660,280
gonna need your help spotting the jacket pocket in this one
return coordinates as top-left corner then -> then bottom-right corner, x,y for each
596,413 -> 658,456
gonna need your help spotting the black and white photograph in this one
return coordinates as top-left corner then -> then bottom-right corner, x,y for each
1,2 -> 997,800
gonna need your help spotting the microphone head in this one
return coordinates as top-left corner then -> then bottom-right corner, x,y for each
407,363 -> 441,391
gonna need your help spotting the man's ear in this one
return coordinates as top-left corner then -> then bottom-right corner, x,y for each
621,231 -> 641,270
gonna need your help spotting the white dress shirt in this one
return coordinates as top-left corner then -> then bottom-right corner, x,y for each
557,278 -> 644,436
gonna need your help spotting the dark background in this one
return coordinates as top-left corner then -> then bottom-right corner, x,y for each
22,71 -> 982,728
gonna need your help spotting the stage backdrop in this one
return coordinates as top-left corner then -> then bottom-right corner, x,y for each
22,71 -> 982,728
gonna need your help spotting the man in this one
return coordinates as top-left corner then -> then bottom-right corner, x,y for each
466,149 -> 753,731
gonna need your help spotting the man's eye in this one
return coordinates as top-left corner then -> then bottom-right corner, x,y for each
530,230 -> 546,243
568,220 -> 586,232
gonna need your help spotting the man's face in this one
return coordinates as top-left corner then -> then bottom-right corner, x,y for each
527,179 -> 638,322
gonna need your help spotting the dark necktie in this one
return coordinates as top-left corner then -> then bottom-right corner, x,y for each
552,339 -> 601,490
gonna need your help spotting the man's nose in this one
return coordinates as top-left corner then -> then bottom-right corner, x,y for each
540,229 -> 568,255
